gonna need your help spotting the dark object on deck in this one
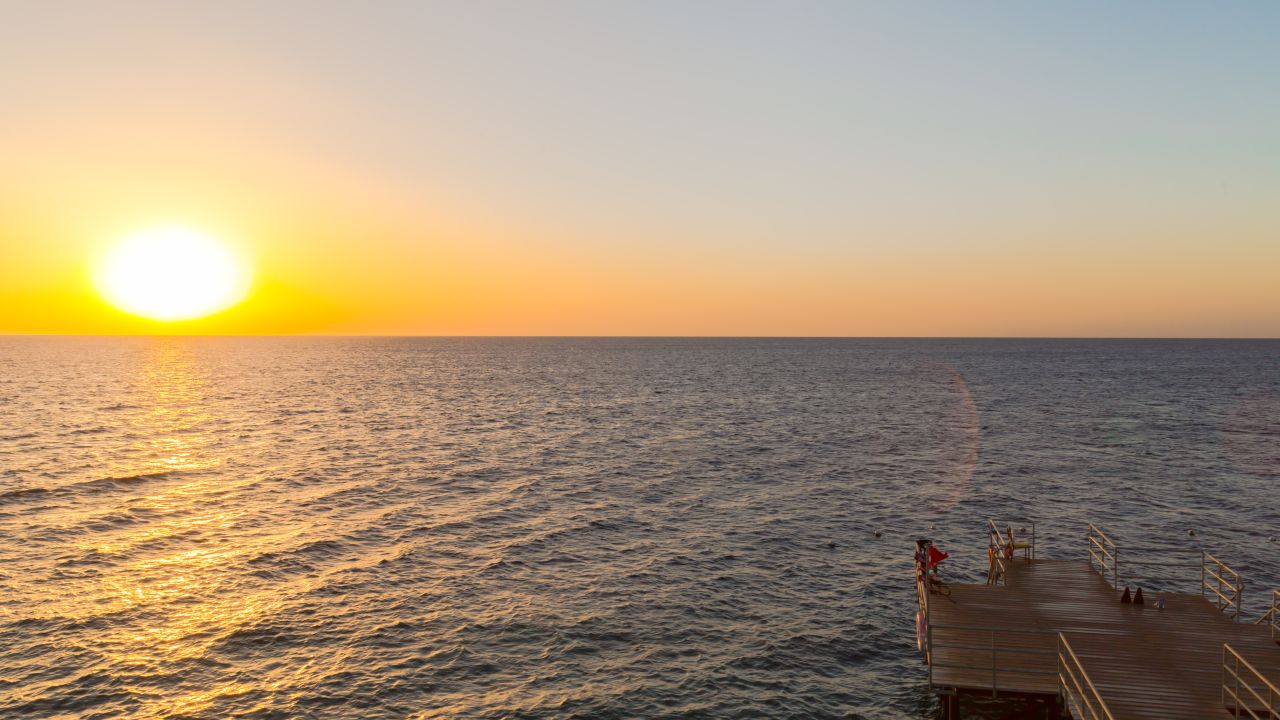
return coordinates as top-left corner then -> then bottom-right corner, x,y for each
1134,587 -> 1145,605
1120,586 -> 1132,603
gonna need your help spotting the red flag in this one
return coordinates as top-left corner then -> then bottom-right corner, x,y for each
927,545 -> 949,570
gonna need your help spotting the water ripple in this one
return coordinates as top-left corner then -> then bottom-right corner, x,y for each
0,337 -> 1276,718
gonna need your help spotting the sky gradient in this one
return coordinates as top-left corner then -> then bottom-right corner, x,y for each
2,1 -> 1278,336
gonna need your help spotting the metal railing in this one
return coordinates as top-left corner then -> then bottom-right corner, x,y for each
925,622 -> 1058,696
1079,527 -> 1248,617
1203,551 -> 1246,619
1058,633 -> 1116,720
989,519 -> 1036,558
988,521 -> 1009,586
1254,590 -> 1277,643
915,563 -> 932,665
1108,554 -> 1203,595
1222,644 -> 1278,719
1087,523 -> 1118,588
985,519 -> 1037,586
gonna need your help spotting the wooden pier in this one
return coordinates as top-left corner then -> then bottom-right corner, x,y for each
916,522 -> 1280,719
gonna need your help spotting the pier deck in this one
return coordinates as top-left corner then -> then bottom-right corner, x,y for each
926,557 -> 1280,718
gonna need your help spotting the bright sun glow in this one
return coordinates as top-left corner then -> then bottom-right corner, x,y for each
95,226 -> 251,321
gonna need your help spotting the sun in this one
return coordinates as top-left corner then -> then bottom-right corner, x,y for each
95,226 -> 252,321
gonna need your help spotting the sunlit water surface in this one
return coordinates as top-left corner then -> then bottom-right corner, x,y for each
1,338 -> 1276,719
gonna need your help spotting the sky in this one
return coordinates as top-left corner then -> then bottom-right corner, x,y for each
1,1 -> 1277,337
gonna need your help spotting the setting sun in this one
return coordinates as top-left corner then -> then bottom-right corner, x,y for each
94,226 -> 251,322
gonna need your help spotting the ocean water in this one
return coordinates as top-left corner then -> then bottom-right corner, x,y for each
0,337 -> 1276,719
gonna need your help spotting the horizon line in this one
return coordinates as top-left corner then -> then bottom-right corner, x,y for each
2,333 -> 1278,341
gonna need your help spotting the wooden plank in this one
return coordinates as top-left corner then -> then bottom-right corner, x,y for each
924,558 -> 1280,719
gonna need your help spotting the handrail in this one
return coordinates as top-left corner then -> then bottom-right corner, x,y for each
916,562 -> 931,668
1093,544 -> 1251,604
1087,523 -> 1119,588
1222,644 -> 1278,719
988,520 -> 1009,585
1259,589 -> 1280,638
926,622 -> 1058,695
1254,590 -> 1278,643
986,518 -> 1036,585
1058,633 -> 1117,720
1203,551 -> 1245,620
989,518 -> 1036,558
1089,523 -> 1116,549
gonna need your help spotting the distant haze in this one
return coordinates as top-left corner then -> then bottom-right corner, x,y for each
2,1 -> 1277,336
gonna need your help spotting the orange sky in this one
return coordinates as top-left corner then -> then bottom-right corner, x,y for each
2,3 -> 1277,337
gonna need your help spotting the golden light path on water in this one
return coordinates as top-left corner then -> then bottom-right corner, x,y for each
57,344 -> 283,718
36,341 -> 491,718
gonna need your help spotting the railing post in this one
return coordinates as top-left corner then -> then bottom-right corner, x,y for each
927,621 -> 934,687
1113,547 -> 1119,590
991,630 -> 997,697
1233,651 -> 1240,718
1222,644 -> 1228,715
1057,634 -> 1063,704
1202,550 -> 1207,602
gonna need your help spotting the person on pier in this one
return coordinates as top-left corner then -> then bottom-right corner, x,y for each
916,538 -> 951,595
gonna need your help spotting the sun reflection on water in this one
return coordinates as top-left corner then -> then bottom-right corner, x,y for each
124,341 -> 220,474
60,341 -> 294,716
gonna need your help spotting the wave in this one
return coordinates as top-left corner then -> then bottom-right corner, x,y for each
247,538 -> 352,575
0,471 -> 174,504
0,432 -> 37,441
68,426 -> 111,435
0,486 -> 51,502
69,471 -> 173,492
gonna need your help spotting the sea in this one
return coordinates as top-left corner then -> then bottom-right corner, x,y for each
0,337 -> 1276,719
